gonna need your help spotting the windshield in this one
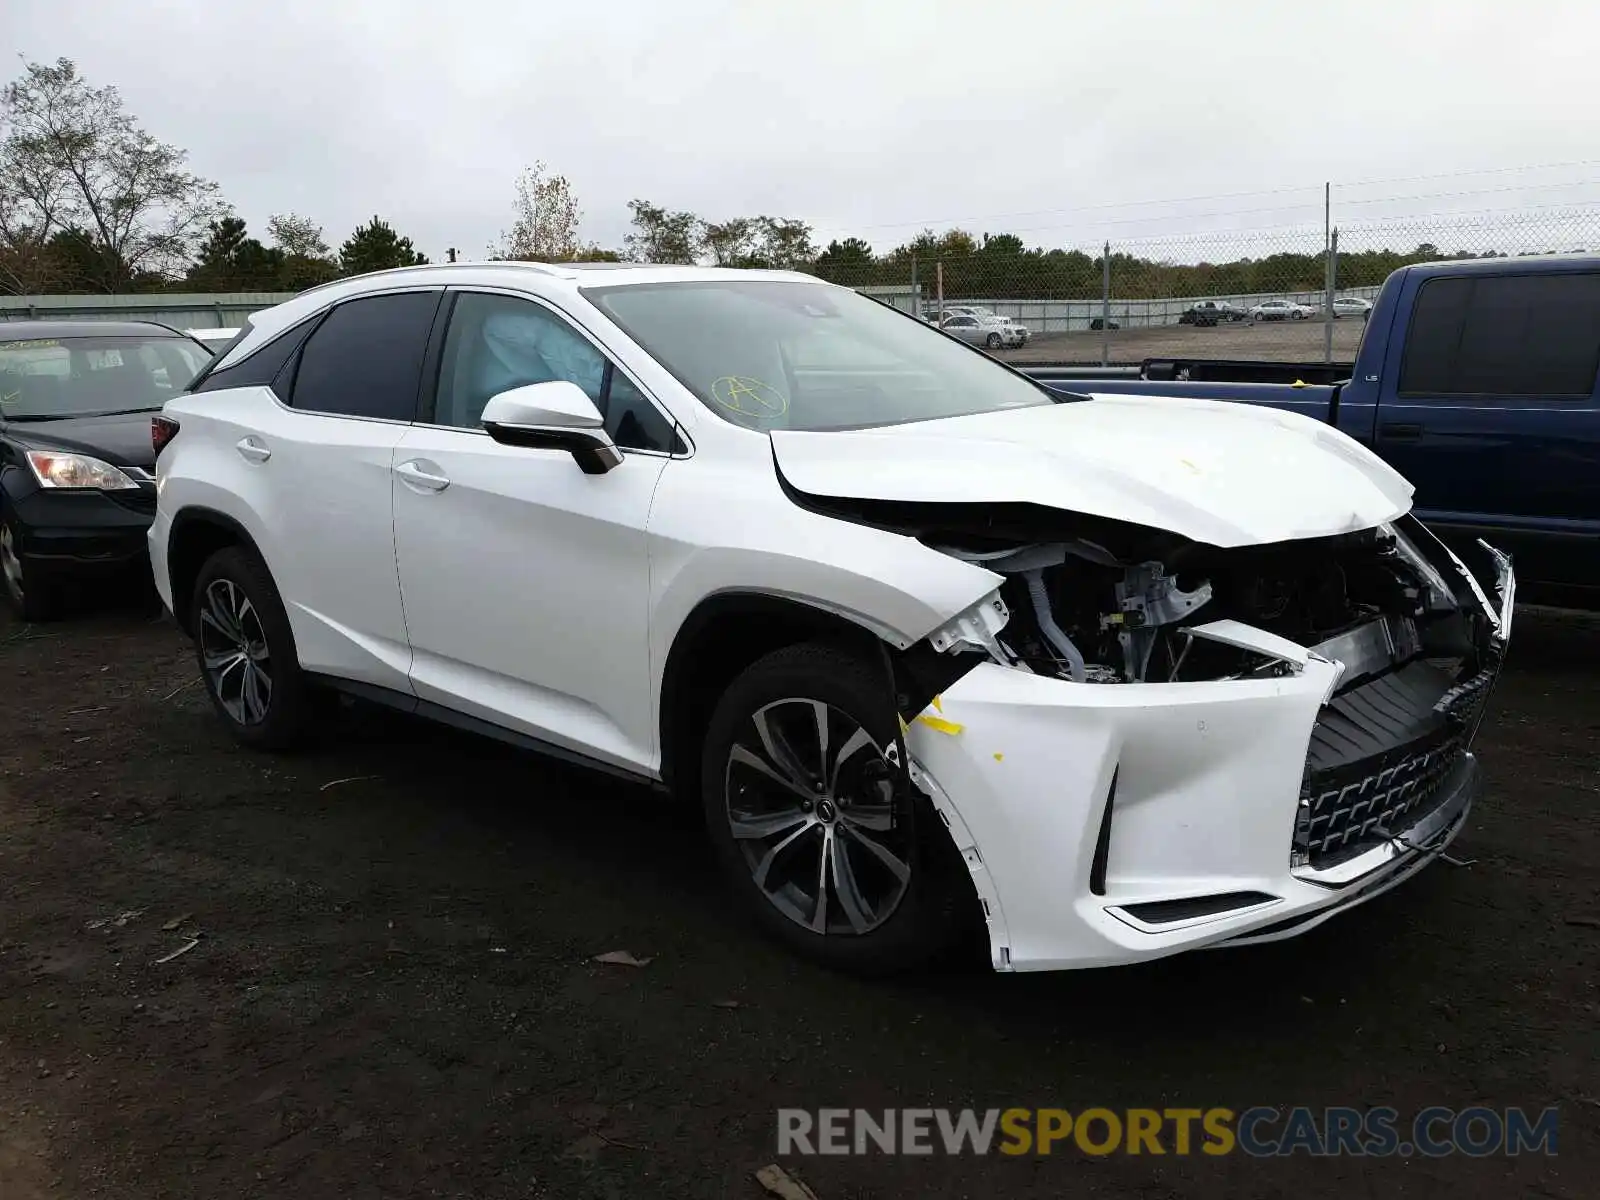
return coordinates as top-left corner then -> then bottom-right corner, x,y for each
0,335 -> 212,420
581,280 -> 1057,432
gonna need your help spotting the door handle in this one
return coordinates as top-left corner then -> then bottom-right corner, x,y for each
1379,422 -> 1424,441
235,436 -> 271,463
395,459 -> 450,492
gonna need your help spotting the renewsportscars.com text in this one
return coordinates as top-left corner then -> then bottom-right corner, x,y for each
776,1106 -> 1559,1158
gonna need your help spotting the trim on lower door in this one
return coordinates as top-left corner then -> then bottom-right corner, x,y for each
306,673 -> 667,792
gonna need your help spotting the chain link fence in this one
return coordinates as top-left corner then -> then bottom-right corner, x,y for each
817,207 -> 1600,365
9,200 -> 1599,365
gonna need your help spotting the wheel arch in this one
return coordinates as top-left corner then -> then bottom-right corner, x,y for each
655,589 -> 989,801
165,506 -> 270,635
656,591 -> 883,798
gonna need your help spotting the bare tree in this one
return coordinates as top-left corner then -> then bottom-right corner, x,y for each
750,216 -> 816,269
699,217 -> 753,266
267,212 -> 331,260
0,58 -> 225,291
696,215 -> 816,269
624,199 -> 700,264
493,162 -> 583,261
266,211 -> 338,289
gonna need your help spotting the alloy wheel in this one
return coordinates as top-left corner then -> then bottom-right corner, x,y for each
724,698 -> 913,936
198,577 -> 273,725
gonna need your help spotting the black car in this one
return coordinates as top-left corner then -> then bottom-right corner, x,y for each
0,321 -> 214,620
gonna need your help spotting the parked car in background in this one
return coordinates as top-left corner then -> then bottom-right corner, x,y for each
151,261 -> 1511,977
1,321 -> 213,619
185,327 -> 243,352
1179,300 -> 1247,326
1249,299 -> 1315,321
938,312 -> 1022,350
1088,316 -> 1120,331
928,306 -> 1030,346
948,306 -> 1031,346
1332,296 -> 1373,319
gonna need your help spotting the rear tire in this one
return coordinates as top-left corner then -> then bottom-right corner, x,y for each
190,545 -> 314,750
0,507 -> 60,623
700,642 -> 976,975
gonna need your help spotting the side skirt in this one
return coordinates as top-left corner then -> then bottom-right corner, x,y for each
304,673 -> 668,794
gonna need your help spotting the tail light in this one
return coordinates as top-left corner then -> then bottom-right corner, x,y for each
152,415 -> 180,457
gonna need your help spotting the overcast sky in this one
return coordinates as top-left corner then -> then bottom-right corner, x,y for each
5,0 -> 1598,259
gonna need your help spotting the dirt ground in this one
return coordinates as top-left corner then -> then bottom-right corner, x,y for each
0,593 -> 1596,1199
1002,315 -> 1370,365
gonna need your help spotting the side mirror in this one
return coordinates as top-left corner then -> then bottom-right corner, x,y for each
481,380 -> 623,475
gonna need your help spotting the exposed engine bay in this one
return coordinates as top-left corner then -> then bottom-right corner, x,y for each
933,521 -> 1481,685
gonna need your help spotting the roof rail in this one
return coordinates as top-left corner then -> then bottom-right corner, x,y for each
292,262 -> 446,299
293,259 -> 573,300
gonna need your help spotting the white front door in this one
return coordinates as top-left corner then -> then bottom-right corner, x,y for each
391,289 -> 683,774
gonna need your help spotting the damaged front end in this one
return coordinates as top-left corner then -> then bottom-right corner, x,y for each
816,494 -> 1515,971
920,511 -> 1506,690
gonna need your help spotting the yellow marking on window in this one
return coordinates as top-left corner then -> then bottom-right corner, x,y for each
709,375 -> 788,419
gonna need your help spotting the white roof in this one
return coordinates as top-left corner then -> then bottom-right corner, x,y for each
218,261 -> 825,370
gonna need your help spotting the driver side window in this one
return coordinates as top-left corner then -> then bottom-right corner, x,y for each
435,292 -> 604,429
433,292 -> 681,452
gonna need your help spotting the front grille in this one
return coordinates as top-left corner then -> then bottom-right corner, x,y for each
1294,657 -> 1498,870
1295,731 -> 1466,868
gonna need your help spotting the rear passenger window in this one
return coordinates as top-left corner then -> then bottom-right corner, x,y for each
288,291 -> 441,420
190,316 -> 318,396
1399,273 -> 1600,397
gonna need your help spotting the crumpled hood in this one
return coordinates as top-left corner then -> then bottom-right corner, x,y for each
769,391 -> 1414,548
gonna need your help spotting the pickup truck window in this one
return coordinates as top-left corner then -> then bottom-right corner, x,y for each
1400,272 -> 1600,398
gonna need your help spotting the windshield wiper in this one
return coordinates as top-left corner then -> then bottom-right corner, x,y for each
1,413 -> 65,422
80,407 -> 163,418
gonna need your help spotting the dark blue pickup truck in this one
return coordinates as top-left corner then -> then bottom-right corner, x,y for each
1027,255 -> 1600,608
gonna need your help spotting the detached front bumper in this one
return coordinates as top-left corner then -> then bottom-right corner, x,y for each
906,545 -> 1515,973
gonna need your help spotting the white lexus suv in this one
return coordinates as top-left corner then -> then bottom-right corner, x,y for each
149,262 -> 1514,975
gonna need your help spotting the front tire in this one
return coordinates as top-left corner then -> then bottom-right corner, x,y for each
190,546 -> 313,750
701,643 -> 975,975
0,507 -> 59,622
985,333 -> 1002,350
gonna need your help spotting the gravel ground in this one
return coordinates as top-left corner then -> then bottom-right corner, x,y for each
0,595 -> 1596,1199
1001,316 -> 1370,365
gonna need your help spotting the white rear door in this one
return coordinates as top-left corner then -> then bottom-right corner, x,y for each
227,288 -> 442,691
